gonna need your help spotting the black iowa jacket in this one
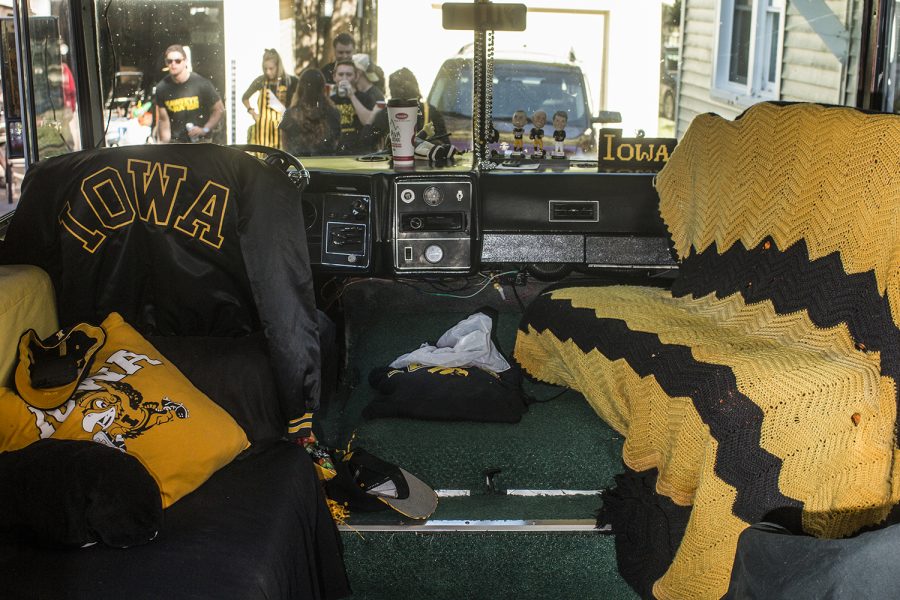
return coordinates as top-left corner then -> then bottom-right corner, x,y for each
0,144 -> 320,431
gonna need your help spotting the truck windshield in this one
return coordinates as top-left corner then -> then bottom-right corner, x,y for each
14,0 -> 869,162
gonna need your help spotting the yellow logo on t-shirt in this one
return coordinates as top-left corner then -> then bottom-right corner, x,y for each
338,102 -> 356,133
165,96 -> 200,113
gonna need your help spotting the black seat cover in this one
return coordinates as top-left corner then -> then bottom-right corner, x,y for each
0,143 -> 321,426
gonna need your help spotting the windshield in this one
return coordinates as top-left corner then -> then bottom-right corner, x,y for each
78,0 -> 865,161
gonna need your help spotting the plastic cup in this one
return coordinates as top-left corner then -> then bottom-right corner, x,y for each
387,98 -> 418,166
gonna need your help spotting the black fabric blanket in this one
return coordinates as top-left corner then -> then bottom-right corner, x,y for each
0,441 -> 350,600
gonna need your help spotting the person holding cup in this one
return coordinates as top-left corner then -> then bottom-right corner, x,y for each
331,60 -> 378,154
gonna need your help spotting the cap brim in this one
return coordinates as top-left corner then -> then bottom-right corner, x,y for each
377,467 -> 438,520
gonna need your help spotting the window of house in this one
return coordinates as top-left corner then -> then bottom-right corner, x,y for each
714,0 -> 785,104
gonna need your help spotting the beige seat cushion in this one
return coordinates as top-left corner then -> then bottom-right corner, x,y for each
0,265 -> 58,387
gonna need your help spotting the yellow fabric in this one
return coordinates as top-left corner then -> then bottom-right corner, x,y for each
0,312 -> 249,507
515,285 -> 899,599
655,102 -> 900,325
250,87 -> 282,148
0,265 -> 58,388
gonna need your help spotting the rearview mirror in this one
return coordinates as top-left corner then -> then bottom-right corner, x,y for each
442,3 -> 527,31
593,111 -> 622,124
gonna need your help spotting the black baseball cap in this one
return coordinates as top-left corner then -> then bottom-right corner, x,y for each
328,447 -> 438,520
15,322 -> 106,410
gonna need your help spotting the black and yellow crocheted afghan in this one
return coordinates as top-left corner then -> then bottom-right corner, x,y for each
514,102 -> 900,599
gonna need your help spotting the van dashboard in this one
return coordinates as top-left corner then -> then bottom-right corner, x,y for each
300,157 -> 675,278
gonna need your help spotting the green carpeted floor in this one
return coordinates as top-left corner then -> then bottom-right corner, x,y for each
317,278 -> 637,598
343,531 -> 637,600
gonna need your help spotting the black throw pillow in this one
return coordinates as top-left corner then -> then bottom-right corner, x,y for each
0,439 -> 162,548
364,363 -> 528,423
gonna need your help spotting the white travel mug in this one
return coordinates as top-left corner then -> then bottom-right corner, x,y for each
387,99 -> 418,166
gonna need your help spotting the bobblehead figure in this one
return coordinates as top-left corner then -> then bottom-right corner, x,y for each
551,110 -> 568,158
511,110 -> 527,155
529,110 -> 546,158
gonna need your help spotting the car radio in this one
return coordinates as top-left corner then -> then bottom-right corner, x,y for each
393,176 -> 474,272
399,212 -> 466,232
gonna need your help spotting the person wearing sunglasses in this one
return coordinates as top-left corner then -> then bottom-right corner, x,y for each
155,44 -> 224,143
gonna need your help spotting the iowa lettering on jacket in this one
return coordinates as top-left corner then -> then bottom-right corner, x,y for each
60,159 -> 231,253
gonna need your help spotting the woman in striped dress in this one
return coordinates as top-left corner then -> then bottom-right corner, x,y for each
242,49 -> 298,148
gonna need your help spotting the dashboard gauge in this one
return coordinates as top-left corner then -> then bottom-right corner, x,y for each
423,186 -> 443,207
400,188 -> 416,203
424,244 -> 444,264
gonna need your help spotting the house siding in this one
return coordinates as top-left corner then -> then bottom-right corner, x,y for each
676,0 -> 863,137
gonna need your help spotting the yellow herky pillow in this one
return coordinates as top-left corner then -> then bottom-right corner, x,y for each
0,312 -> 249,507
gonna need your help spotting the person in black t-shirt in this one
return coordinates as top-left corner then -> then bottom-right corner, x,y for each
351,53 -> 384,103
331,60 -> 377,154
320,33 -> 384,95
365,67 -> 448,150
155,44 -> 224,143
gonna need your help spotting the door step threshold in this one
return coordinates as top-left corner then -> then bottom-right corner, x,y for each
339,518 -> 609,533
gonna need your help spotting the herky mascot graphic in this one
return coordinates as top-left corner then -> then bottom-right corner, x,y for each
77,380 -> 188,451
28,349 -> 189,451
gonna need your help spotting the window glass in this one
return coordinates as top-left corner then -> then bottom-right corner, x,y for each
85,0 -> 861,157
729,0 -> 752,84
765,11 -> 780,86
714,0 -> 800,108
0,12 -> 20,218
96,1 -> 225,147
29,0 -> 82,160
884,1 -> 900,113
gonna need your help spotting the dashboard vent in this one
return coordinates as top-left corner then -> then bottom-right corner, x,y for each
549,200 -> 599,222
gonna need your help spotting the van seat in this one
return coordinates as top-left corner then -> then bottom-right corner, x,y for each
515,102 -> 900,599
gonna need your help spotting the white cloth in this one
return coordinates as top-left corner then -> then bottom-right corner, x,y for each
267,89 -> 286,115
389,312 -> 511,373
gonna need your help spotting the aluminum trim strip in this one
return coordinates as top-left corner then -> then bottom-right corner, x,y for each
434,489 -> 602,497
339,519 -> 606,533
